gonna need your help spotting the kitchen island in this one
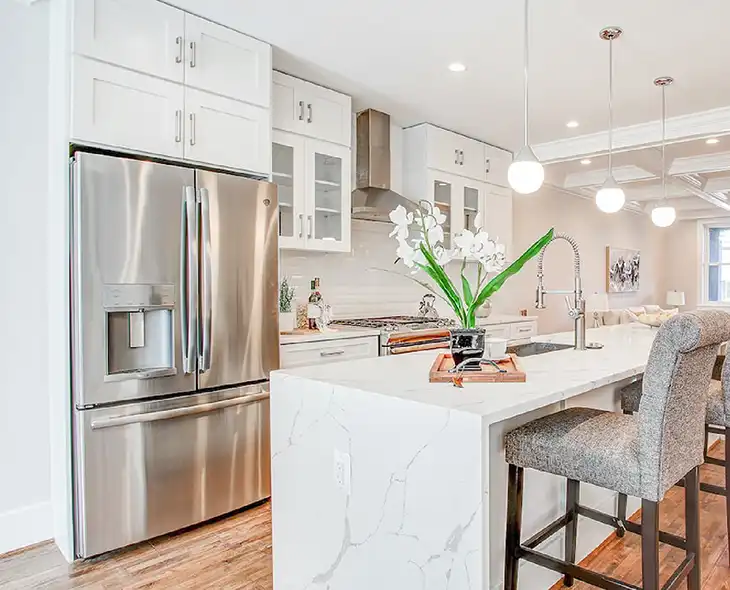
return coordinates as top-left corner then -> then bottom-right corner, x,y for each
270,323 -> 658,590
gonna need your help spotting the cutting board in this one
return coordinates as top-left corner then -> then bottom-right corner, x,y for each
429,353 -> 526,383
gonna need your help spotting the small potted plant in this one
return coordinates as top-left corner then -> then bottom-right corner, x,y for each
279,277 -> 296,333
389,201 -> 553,366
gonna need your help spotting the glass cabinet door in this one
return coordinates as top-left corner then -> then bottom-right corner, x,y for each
272,131 -> 305,249
463,185 -> 481,234
432,178 -> 453,249
306,139 -> 351,252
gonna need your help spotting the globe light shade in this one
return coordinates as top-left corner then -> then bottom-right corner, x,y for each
508,145 -> 545,194
651,205 -> 676,227
595,175 -> 626,213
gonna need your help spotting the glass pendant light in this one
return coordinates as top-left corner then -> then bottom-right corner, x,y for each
595,27 -> 625,213
651,77 -> 676,227
508,0 -> 545,194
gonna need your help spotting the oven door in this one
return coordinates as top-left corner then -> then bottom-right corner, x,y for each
385,329 -> 450,355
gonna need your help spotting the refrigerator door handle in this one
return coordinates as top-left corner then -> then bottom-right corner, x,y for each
199,187 -> 213,373
89,391 -> 270,430
180,186 -> 198,374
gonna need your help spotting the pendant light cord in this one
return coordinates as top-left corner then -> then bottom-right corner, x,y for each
608,37 -> 614,174
661,85 -> 666,202
523,0 -> 529,146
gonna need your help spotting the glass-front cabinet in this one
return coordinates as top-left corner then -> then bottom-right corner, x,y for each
426,171 -> 488,249
272,132 -> 351,252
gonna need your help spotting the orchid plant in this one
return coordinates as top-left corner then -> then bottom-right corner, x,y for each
389,200 -> 554,329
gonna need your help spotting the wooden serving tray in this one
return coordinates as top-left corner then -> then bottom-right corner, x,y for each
429,353 -> 526,383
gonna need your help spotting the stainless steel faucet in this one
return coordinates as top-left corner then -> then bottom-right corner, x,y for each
535,233 -> 587,350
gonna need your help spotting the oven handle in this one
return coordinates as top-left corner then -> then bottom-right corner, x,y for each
387,336 -> 450,353
90,392 -> 269,430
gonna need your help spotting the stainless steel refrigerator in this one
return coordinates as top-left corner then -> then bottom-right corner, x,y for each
70,151 -> 279,558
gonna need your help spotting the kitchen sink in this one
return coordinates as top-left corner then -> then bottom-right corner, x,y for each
507,342 -> 574,357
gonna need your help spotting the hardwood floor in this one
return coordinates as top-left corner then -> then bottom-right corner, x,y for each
2,444 -> 730,589
553,441 -> 730,589
0,502 -> 272,589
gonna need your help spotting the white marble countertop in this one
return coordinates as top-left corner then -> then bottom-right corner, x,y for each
274,323 -> 656,424
279,326 -> 382,345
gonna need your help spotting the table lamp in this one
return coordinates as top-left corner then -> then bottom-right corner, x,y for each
587,292 -> 610,328
666,290 -> 685,308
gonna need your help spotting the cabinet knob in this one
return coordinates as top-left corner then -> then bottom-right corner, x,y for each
455,150 -> 459,165
175,36 -> 183,64
307,104 -> 313,123
298,101 -> 305,121
189,41 -> 197,68
485,158 -> 491,174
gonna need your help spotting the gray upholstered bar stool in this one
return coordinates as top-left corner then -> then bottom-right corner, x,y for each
618,352 -> 730,560
503,311 -> 730,590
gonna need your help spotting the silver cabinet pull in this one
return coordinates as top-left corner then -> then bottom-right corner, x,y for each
307,215 -> 313,238
455,149 -> 459,165
485,158 -> 491,174
180,186 -> 199,375
298,101 -> 305,121
307,103 -> 313,123
320,350 -> 345,357
175,36 -> 183,64
298,213 -> 304,238
189,41 -> 197,68
90,392 -> 270,430
459,150 -> 465,165
189,113 -> 196,146
174,109 -> 182,143
199,188 -> 213,373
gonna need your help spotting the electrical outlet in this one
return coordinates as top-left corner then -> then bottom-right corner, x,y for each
333,449 -> 351,494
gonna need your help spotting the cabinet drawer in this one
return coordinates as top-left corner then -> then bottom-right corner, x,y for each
482,325 -> 511,340
280,336 -> 379,369
511,321 -> 537,340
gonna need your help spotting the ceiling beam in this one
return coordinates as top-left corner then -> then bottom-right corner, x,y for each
704,174 -> 730,193
534,107 -> 730,163
563,165 -> 655,189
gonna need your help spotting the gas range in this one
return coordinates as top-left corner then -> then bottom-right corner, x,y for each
330,316 -> 455,355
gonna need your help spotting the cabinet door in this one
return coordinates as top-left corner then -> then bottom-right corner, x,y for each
483,184 -> 513,258
485,145 -> 512,188
462,179 -> 487,236
272,71 -> 307,134
426,170 -> 462,250
302,85 -> 352,146
304,140 -> 351,252
71,56 -> 184,158
73,0 -> 185,83
273,131 -> 306,249
184,14 -> 271,107
426,125 -> 463,176
184,88 -> 270,174
460,138 -> 487,181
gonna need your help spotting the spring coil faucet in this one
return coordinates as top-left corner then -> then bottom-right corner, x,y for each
535,233 -> 587,350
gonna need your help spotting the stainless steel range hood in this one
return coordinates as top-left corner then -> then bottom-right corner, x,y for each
352,109 -> 417,222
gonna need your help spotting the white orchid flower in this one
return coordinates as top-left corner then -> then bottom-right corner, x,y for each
433,245 -> 453,266
389,205 -> 413,239
474,210 -> 485,231
396,236 -> 426,268
426,223 -> 444,246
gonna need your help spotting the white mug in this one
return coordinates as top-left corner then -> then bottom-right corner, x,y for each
484,337 -> 508,359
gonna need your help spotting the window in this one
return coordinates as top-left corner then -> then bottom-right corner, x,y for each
704,225 -> 730,303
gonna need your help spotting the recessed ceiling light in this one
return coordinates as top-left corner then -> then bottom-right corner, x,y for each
707,138 -> 720,145
580,159 -> 592,165
566,121 -> 580,128
448,62 -> 466,73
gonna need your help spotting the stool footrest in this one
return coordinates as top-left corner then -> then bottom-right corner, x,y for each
705,455 -> 726,468
523,512 -> 572,549
706,425 -> 726,436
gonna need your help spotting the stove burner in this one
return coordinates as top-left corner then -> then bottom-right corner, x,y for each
331,316 -> 455,332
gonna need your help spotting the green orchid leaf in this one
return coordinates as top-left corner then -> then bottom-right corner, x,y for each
469,228 -> 554,315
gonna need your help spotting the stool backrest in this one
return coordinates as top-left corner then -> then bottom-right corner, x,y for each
638,310 -> 730,501
722,354 -> 730,421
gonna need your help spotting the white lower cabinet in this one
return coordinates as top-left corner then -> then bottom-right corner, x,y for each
476,319 -> 538,342
184,87 -> 270,173
481,324 -> 511,340
280,336 -> 379,369
71,55 -> 184,158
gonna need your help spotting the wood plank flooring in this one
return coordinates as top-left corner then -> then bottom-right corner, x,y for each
2,444 -> 730,589
0,502 -> 272,589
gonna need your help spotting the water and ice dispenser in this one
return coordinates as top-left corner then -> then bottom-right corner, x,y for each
103,284 -> 177,381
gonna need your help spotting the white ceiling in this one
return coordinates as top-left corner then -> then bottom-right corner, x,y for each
174,0 -> 730,150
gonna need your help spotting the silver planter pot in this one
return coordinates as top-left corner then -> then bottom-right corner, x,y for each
449,327 -> 486,367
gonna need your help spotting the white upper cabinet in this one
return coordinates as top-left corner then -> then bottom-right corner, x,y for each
483,183 -> 513,258
183,14 -> 271,107
73,0 -> 185,83
272,72 -> 351,146
425,125 -> 486,180
484,145 -> 513,188
71,56 -> 185,159
184,88 -> 270,173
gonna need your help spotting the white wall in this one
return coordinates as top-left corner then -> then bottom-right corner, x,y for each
0,0 -> 53,555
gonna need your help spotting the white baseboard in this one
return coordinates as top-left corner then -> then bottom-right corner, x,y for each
0,501 -> 53,556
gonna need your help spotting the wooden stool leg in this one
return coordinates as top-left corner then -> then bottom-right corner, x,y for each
504,464 -> 524,590
685,466 -> 701,590
564,479 -> 580,587
641,499 -> 660,590
705,425 -> 710,460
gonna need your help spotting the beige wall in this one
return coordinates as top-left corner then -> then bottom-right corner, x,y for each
660,220 -> 701,310
492,186 -> 667,334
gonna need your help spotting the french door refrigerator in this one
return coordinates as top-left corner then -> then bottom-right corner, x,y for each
70,151 -> 279,558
